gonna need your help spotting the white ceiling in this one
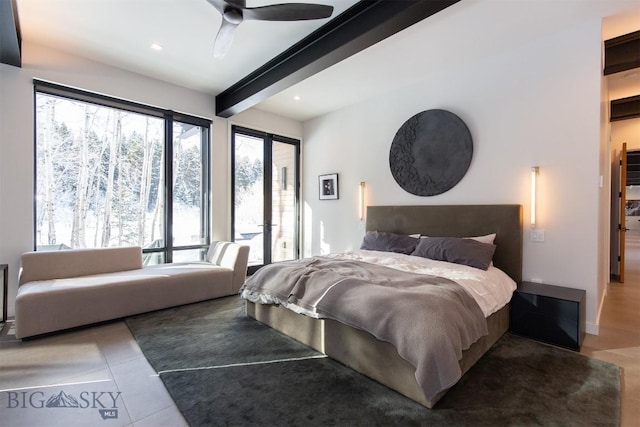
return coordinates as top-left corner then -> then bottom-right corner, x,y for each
16,0 -> 359,92
15,0 -> 640,122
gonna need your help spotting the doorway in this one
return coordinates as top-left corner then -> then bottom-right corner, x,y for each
611,141 -> 640,282
231,125 -> 300,274
611,148 -> 639,282
624,150 -> 640,279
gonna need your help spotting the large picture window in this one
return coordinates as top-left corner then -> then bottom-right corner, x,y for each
34,81 -> 211,263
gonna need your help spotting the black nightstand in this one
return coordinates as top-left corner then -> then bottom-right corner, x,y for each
510,281 -> 585,351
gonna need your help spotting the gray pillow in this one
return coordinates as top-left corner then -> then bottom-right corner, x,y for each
411,237 -> 496,270
360,231 -> 418,255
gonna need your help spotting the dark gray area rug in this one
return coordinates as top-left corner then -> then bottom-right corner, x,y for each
125,296 -> 621,427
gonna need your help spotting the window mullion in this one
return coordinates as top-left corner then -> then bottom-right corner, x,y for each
165,115 -> 174,264
202,127 -> 211,259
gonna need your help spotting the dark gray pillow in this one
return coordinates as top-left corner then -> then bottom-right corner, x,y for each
360,231 -> 418,255
411,237 -> 496,270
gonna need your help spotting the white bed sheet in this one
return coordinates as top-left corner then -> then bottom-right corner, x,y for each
322,250 -> 516,317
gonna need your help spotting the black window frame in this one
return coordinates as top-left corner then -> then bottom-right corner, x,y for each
231,125 -> 301,274
33,80 -> 212,263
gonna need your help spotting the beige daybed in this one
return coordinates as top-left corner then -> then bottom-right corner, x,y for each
15,241 -> 249,339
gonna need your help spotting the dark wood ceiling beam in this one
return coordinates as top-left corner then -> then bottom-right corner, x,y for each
215,0 -> 460,118
0,0 -> 22,67
611,95 -> 640,122
604,30 -> 640,76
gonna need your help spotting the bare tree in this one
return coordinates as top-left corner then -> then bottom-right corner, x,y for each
150,142 -> 165,244
101,111 -> 122,247
137,117 -> 157,245
89,118 -> 110,248
70,104 -> 97,248
40,98 -> 58,245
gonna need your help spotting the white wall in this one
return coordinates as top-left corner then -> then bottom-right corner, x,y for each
0,42 -> 302,317
612,119 -> 640,152
302,19 -> 605,334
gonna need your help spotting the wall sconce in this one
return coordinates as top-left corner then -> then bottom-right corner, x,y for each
530,166 -> 539,228
359,181 -> 366,221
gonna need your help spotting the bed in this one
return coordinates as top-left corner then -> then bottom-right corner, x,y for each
242,204 -> 522,408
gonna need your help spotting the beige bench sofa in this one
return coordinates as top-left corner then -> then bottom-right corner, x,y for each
15,241 -> 249,339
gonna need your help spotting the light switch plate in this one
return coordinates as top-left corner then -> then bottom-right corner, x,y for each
530,228 -> 545,242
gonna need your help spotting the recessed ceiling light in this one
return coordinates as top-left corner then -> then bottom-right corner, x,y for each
293,95 -> 301,101
150,43 -> 163,51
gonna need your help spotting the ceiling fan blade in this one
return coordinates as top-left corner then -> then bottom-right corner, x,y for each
205,0 -> 248,15
204,0 -> 227,15
244,3 -> 333,21
213,18 -> 239,59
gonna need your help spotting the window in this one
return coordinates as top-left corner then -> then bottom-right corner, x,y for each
34,81 -> 211,263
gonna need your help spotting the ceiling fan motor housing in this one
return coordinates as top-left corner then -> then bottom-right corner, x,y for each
223,8 -> 243,24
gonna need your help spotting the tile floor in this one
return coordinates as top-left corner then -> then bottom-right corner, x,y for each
1,237 -> 638,426
0,319 -> 188,426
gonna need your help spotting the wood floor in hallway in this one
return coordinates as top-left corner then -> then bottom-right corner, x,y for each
582,233 -> 640,426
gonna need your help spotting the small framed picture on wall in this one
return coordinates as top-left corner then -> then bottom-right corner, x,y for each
319,173 -> 339,200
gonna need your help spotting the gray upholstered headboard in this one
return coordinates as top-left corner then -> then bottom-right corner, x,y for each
366,205 -> 522,283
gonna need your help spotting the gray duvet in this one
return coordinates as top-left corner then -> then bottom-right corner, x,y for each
240,257 -> 488,403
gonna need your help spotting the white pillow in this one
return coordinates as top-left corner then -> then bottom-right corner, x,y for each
420,233 -> 496,244
467,233 -> 496,244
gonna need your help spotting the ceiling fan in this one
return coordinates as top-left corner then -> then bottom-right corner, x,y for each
206,0 -> 334,58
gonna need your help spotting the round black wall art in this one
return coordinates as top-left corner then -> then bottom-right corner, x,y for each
389,109 -> 473,196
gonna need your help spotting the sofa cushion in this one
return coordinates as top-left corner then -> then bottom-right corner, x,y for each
19,247 -> 142,285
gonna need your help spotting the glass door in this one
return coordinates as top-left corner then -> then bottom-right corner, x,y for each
232,126 -> 300,273
271,140 -> 298,263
